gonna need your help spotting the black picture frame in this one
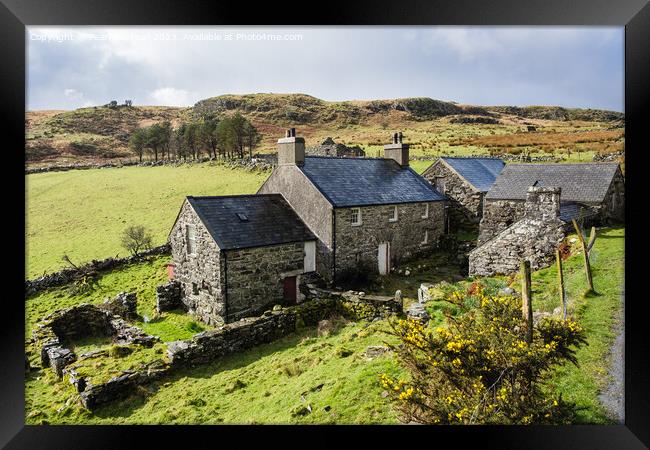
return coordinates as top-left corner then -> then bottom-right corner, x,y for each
2,0 -> 648,447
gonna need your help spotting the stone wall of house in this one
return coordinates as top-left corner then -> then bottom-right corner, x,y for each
156,281 -> 183,313
334,201 -> 445,278
224,241 -> 312,322
599,168 -> 625,223
422,160 -> 483,231
478,198 -> 526,245
258,164 -> 335,281
169,200 -> 226,327
469,187 -> 565,276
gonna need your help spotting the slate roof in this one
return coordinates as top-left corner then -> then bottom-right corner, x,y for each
559,202 -> 598,223
440,157 -> 505,192
186,194 -> 316,250
486,163 -> 621,203
299,156 -> 445,207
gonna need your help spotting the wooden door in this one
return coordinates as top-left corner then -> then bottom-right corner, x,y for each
378,242 -> 390,275
304,241 -> 316,272
283,276 -> 297,303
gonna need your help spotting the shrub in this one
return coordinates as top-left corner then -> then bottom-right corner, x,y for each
380,291 -> 587,424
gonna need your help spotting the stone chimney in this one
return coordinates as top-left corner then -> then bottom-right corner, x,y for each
524,185 -> 561,221
383,131 -> 409,167
277,128 -> 305,166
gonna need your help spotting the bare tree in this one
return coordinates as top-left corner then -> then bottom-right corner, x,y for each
121,225 -> 154,257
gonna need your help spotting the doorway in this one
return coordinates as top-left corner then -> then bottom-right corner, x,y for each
283,276 -> 297,304
378,242 -> 391,275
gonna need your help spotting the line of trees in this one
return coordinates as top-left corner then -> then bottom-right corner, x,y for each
129,113 -> 262,163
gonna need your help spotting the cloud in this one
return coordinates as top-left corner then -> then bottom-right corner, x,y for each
27,26 -> 624,112
149,87 -> 196,106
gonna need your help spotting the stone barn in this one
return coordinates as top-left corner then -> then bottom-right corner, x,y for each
478,163 -> 624,245
422,157 -> 505,231
259,130 -> 447,282
169,194 -> 317,326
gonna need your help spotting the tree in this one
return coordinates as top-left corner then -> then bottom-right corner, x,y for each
120,225 -> 154,257
200,118 -> 220,158
243,120 -> 262,158
381,284 -> 587,424
129,128 -> 147,163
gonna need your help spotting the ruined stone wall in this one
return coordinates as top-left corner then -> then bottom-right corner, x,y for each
469,219 -> 565,276
224,241 -> 312,322
257,164 -> 335,281
334,201 -> 445,278
470,187 -> 565,276
422,160 -> 484,231
169,200 -> 226,327
478,198 -> 526,244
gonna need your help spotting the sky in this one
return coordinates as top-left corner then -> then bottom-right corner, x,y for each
27,26 -> 624,112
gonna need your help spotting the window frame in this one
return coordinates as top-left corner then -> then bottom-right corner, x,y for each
422,203 -> 429,219
351,207 -> 362,226
389,205 -> 398,223
186,224 -> 197,256
422,229 -> 429,245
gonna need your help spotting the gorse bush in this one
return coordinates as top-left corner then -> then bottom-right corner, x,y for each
381,286 -> 587,424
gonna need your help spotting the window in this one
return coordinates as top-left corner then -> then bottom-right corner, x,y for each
435,176 -> 447,194
304,241 -> 316,272
351,208 -> 362,226
422,229 -> 429,245
422,203 -> 429,218
192,282 -> 199,295
186,225 -> 197,255
389,206 -> 398,222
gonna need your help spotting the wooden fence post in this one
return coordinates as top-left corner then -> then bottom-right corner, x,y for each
572,219 -> 595,293
556,249 -> 567,319
521,260 -> 533,343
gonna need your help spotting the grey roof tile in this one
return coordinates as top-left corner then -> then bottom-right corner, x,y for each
441,157 -> 505,192
187,194 -> 316,250
299,156 -> 445,207
486,163 -> 620,203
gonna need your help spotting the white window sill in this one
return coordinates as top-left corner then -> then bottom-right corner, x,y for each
351,222 -> 362,227
388,219 -> 398,223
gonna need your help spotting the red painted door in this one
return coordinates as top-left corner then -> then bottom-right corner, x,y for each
283,276 -> 297,304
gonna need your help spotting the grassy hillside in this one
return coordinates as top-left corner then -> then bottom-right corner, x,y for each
25,93 -> 624,167
25,227 -> 624,424
25,163 -> 269,278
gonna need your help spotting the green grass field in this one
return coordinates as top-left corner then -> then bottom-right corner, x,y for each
25,163 -> 270,278
25,226 -> 623,424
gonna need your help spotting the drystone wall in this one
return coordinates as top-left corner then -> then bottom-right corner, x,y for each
32,299 -> 159,378
225,241 -> 310,322
422,160 -> 484,231
306,138 -> 366,158
334,201 -> 445,278
169,200 -> 226,327
56,293 -> 403,410
25,244 -> 170,297
156,281 -> 182,313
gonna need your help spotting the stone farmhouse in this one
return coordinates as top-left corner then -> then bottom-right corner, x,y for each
169,129 -> 446,325
422,157 -> 505,231
306,137 -> 366,158
258,130 -> 447,282
169,194 -> 317,325
478,163 -> 625,245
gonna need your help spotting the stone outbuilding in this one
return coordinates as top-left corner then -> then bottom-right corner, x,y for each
169,194 -> 317,326
478,163 -> 624,244
259,130 -> 447,282
306,137 -> 366,158
469,186 -> 566,276
422,157 -> 505,231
